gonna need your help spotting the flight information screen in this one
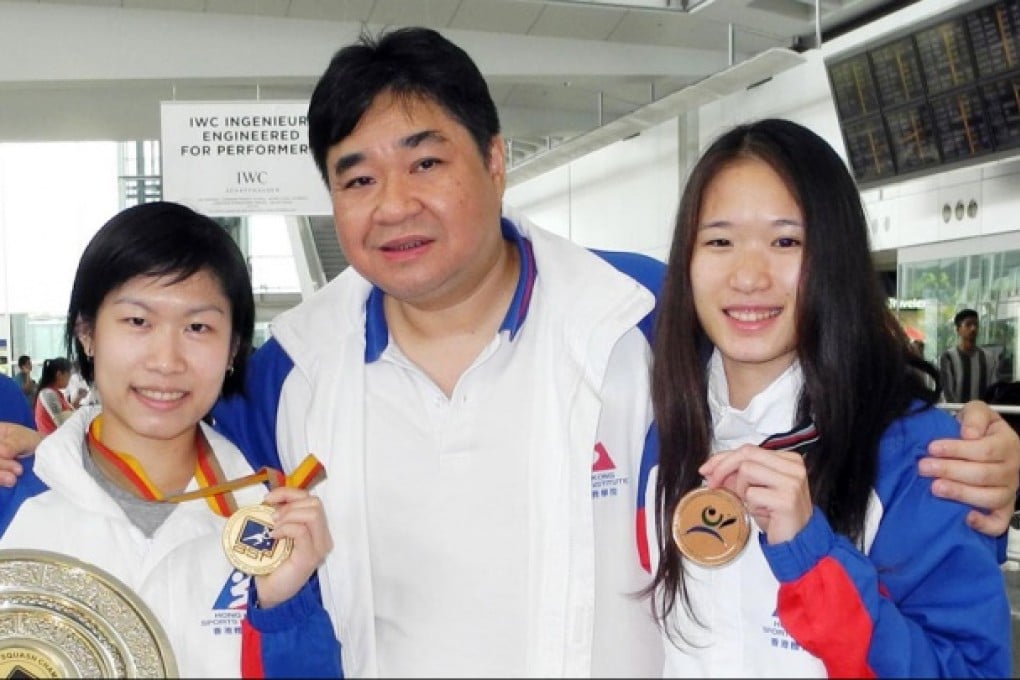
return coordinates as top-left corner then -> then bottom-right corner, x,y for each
829,53 -> 881,120
885,103 -> 941,173
967,1 -> 1020,77
915,17 -> 977,95
983,75 -> 1020,149
827,0 -> 1020,185
870,37 -> 926,108
840,115 -> 896,182
929,88 -> 996,161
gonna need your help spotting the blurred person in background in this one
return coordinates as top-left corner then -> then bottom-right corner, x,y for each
940,309 -> 996,404
33,357 -> 75,435
14,355 -> 36,408
63,359 -> 94,409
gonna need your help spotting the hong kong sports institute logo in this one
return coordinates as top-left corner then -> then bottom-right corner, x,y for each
591,442 -> 628,499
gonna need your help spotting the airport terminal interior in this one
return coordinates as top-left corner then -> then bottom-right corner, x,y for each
4,0 -> 1020,672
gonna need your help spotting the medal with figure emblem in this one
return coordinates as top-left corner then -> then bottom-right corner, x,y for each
221,504 -> 293,575
671,487 -> 750,567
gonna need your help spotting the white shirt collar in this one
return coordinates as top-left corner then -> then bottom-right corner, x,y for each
707,348 -> 805,452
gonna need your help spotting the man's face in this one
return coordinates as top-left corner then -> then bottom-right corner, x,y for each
322,92 -> 507,311
958,316 -> 979,343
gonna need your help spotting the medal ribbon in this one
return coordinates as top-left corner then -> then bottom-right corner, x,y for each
759,419 -> 819,454
86,416 -> 325,517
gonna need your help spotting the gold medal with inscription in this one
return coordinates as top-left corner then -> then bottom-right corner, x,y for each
671,487 -> 750,567
221,504 -> 293,575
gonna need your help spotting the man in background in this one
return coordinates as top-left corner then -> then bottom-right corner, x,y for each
13,356 -> 35,408
941,309 -> 997,403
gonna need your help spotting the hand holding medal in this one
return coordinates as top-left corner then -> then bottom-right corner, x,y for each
247,484 -> 334,609
220,454 -> 326,569
694,444 -> 813,547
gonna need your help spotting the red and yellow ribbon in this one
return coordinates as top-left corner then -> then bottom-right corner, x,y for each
86,415 -> 325,518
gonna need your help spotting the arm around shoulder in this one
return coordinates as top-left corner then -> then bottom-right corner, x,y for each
921,399 -> 1020,536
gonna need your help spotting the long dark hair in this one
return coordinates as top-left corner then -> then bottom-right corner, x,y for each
36,357 -> 71,397
648,118 -> 939,641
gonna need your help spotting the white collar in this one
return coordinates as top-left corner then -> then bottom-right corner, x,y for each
707,348 -> 804,452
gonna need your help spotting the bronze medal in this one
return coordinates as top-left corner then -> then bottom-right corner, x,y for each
222,504 -> 293,575
671,487 -> 750,567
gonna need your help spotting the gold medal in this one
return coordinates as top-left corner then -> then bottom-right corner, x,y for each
221,504 -> 293,575
671,487 -> 750,567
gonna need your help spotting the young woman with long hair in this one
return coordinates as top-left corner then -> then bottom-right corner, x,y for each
648,118 -> 1009,677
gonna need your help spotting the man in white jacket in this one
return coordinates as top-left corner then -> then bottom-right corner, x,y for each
212,27 -> 665,676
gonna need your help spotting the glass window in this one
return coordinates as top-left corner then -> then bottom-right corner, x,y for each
899,248 -> 1020,384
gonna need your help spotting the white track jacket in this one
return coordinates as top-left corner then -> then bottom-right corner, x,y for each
0,406 -> 341,678
211,213 -> 666,677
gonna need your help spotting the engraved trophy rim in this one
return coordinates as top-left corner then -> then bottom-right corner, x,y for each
0,548 -> 178,678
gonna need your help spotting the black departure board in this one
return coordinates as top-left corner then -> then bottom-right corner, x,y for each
841,115 -> 896,182
930,88 -> 996,160
983,75 -> 1020,148
869,37 -> 926,107
916,18 -> 977,95
885,104 -> 941,172
827,0 -> 1020,186
829,54 -> 880,120
967,2 -> 1020,77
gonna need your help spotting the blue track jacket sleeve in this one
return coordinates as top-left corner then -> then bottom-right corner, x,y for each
0,374 -> 34,430
243,574 -> 342,678
0,457 -> 46,529
591,248 -> 664,344
763,406 -> 1010,677
211,338 -> 294,470
213,340 -> 342,677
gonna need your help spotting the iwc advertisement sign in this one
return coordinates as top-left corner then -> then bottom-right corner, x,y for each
160,100 -> 331,217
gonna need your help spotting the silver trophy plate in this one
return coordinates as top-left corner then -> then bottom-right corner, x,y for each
0,549 -> 177,678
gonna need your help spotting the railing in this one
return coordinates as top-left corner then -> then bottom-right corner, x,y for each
937,403 -> 1020,415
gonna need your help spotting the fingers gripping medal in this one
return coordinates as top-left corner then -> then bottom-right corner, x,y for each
671,487 -> 750,567
222,454 -> 326,576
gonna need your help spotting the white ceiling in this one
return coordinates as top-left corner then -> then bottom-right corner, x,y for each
0,0 -> 910,168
